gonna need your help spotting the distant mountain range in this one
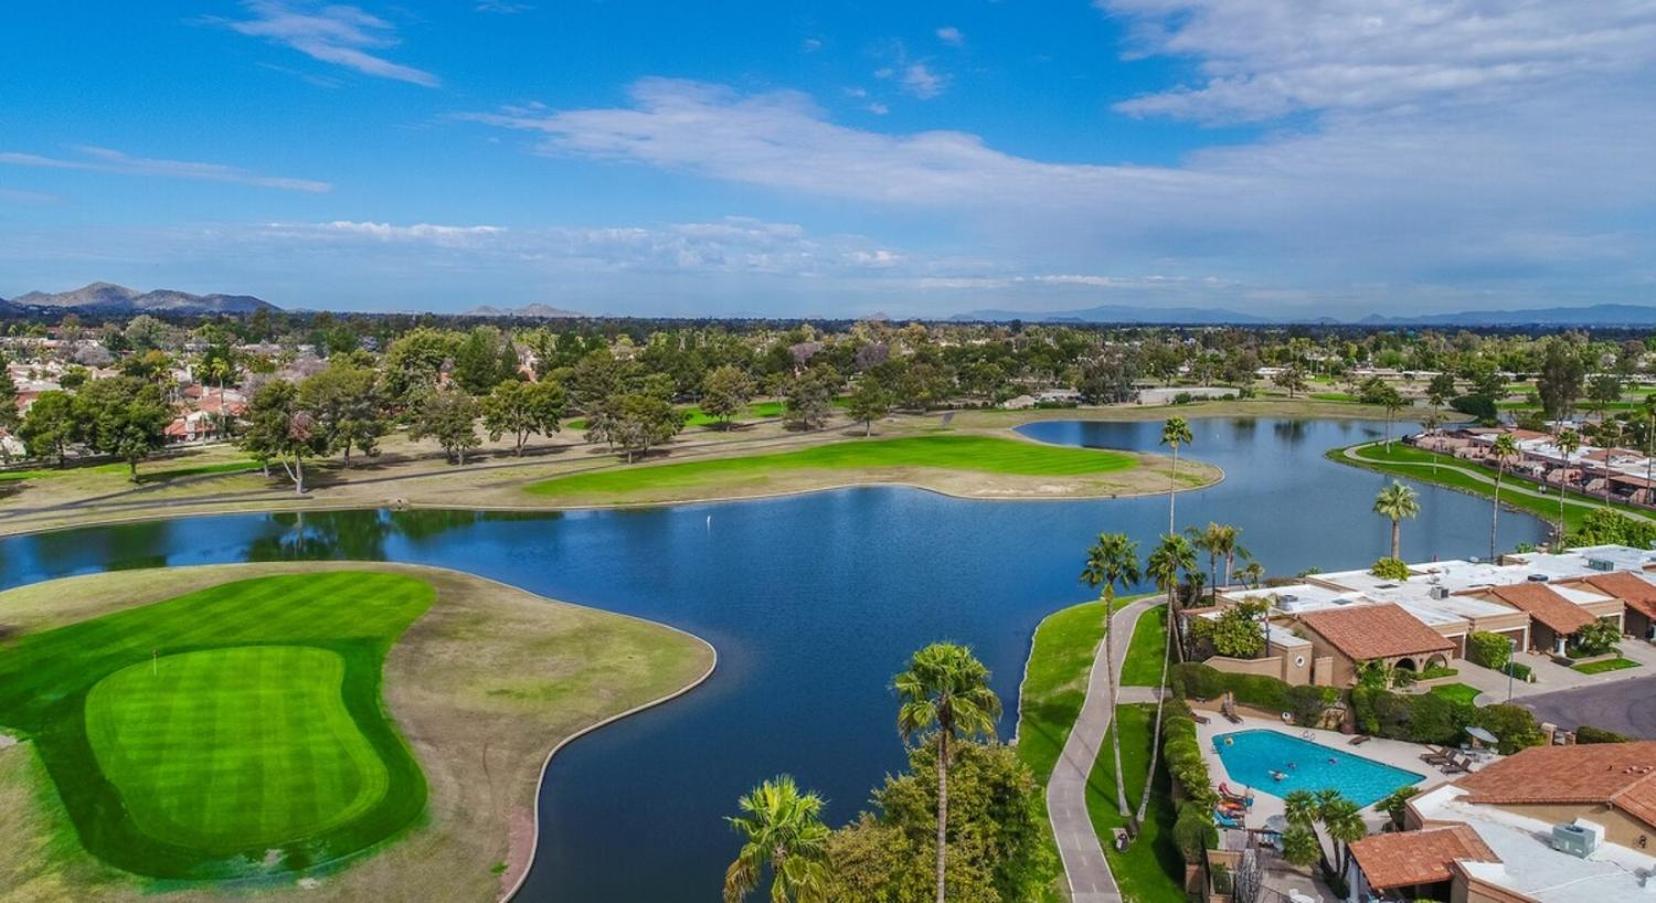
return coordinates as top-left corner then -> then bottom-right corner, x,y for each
465,303 -> 585,319
952,302 -> 1656,327
5,282 -> 277,314
951,304 -> 1270,325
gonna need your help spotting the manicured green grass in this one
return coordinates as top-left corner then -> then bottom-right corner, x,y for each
1018,599 -> 1110,783
1429,683 -> 1482,705
0,571 -> 434,880
527,433 -> 1137,500
1309,392 -> 1357,403
1121,605 -> 1169,687
1085,704 -> 1184,903
1338,441 -> 1648,531
1574,657 -> 1641,674
0,457 -> 260,484
682,399 -> 787,426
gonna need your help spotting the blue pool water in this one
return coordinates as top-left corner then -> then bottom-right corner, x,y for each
1213,729 -> 1424,808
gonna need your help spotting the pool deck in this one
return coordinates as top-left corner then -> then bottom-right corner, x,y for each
1194,715 -> 1476,831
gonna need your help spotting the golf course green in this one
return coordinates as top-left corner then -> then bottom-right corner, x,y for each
527,433 -> 1145,503
0,571 -> 434,880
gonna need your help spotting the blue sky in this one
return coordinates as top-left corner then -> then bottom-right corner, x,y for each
3,1 -> 1655,318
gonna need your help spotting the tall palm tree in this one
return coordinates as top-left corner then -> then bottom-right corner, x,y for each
1160,417 -> 1193,533
1372,482 -> 1420,560
1217,524 -> 1247,588
724,775 -> 831,903
1554,427 -> 1582,545
1381,388 -> 1404,451
1080,532 -> 1141,828
895,642 -> 1002,903
1186,522 -> 1223,602
1321,796 -> 1367,882
1487,433 -> 1519,560
1136,533 -> 1194,824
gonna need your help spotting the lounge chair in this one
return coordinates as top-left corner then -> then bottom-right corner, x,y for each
1192,711 -> 1211,725
1348,734 -> 1372,746
1219,783 -> 1255,806
1419,745 -> 1452,765
1441,753 -> 1472,774
1214,809 -> 1243,829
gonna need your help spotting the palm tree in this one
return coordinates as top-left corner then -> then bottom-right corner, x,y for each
1381,387 -> 1405,451
1488,433 -> 1519,560
1240,557 -> 1265,589
1372,481 -> 1420,560
1186,522 -> 1223,602
1321,796 -> 1367,882
1554,427 -> 1582,544
895,642 -> 1002,903
723,775 -> 831,903
1136,533 -> 1194,825
1160,417 -> 1193,533
1080,532 -> 1141,828
1217,524 -> 1247,588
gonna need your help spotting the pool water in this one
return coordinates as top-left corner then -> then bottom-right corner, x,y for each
1213,729 -> 1424,808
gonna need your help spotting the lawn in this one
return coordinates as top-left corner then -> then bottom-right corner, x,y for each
1338,441 -> 1648,531
1574,657 -> 1641,674
1429,683 -> 1482,705
1120,605 -> 1169,687
0,571 -> 434,880
1085,704 -> 1185,903
527,433 -> 1138,502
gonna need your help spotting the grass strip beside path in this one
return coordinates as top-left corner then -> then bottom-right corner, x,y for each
1121,605 -> 1169,687
1085,705 -> 1185,903
528,433 -> 1138,503
1575,657 -> 1641,674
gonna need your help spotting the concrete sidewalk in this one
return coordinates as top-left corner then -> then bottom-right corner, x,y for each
1046,597 -> 1159,903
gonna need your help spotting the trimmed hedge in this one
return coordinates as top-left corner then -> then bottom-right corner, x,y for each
1173,663 -> 1340,728
1576,725 -> 1632,744
1163,698 -> 1218,865
1349,687 -> 1546,753
1466,631 -> 1512,671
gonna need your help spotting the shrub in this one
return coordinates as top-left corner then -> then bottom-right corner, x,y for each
1173,662 -> 1227,700
1420,665 -> 1459,680
1570,620 -> 1622,658
1569,508 -> 1656,548
1502,661 -> 1533,682
1449,393 -> 1497,423
1349,686 -> 1472,745
1172,803 -> 1218,862
1472,704 -> 1546,754
1369,557 -> 1410,581
1576,725 -> 1632,744
1466,631 -> 1513,671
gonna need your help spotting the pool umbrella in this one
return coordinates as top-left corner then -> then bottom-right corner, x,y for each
1262,814 -> 1288,836
1466,726 -> 1497,747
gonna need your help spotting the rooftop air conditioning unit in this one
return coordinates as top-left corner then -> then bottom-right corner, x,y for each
1552,821 -> 1601,858
1588,558 -> 1617,572
1527,574 -> 1550,583
1429,586 -> 1451,600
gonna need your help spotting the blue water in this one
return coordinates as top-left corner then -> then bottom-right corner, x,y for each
1213,729 -> 1425,807
0,418 -> 1544,900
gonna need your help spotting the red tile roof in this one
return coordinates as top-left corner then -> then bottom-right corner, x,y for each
1348,825 -> 1499,890
1295,603 -> 1454,662
1583,572 -> 1656,620
1456,742 -> 1656,830
1487,583 -> 1596,635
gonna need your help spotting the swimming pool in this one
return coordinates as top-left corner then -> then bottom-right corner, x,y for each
1213,729 -> 1425,808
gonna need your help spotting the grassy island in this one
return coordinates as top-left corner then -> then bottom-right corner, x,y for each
0,563 -> 714,900
528,432 -> 1216,506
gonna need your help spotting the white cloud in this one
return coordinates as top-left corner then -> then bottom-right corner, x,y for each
936,26 -> 965,47
1103,0 -> 1656,123
475,0 -> 533,12
0,145 -> 331,192
901,63 -> 948,99
222,1 -> 439,87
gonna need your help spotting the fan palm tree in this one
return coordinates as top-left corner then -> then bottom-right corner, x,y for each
1080,532 -> 1141,827
895,642 -> 1002,903
1240,557 -> 1265,589
1160,417 -> 1193,533
1136,533 -> 1194,824
723,775 -> 831,903
1553,427 -> 1582,544
1186,522 -> 1223,602
1380,387 -> 1405,451
1488,433 -> 1519,560
1372,482 -> 1420,560
1217,524 -> 1247,588
1321,796 -> 1368,881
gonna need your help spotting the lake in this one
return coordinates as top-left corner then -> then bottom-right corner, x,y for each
0,418 -> 1546,900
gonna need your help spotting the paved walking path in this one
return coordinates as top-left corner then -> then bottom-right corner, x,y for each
1046,597 -> 1158,903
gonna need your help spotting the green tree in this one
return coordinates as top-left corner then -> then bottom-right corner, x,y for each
700,364 -> 753,429
783,366 -> 839,430
1372,481 -> 1420,560
382,327 -> 456,403
1190,598 -> 1268,658
409,388 -> 482,465
240,379 -> 327,494
1139,531 -> 1195,823
1488,433 -> 1519,560
894,642 -> 1003,903
1427,372 -> 1457,409
1080,533 -> 1141,828
1272,366 -> 1307,398
76,377 -> 171,480
452,325 -> 519,395
1378,384 -> 1405,450
1160,417 -> 1193,533
845,377 -> 893,437
481,379 -> 565,456
1553,427 -> 1583,544
18,390 -> 78,466
298,361 -> 387,468
723,775 -> 831,903
0,368 -> 20,434
1588,372 -> 1623,421
1536,338 -> 1585,420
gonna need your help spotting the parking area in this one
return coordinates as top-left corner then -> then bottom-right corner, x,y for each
1517,675 -> 1656,739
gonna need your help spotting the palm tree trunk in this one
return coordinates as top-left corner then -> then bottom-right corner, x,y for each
1490,470 -> 1501,561
935,730 -> 948,903
1135,606 -> 1174,823
1168,447 -> 1179,533
1390,519 -> 1401,560
1104,592 -> 1133,828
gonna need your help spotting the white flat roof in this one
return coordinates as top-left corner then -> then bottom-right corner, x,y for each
1506,545 -> 1656,581
1409,783 -> 1656,901
1316,565 -> 1522,626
